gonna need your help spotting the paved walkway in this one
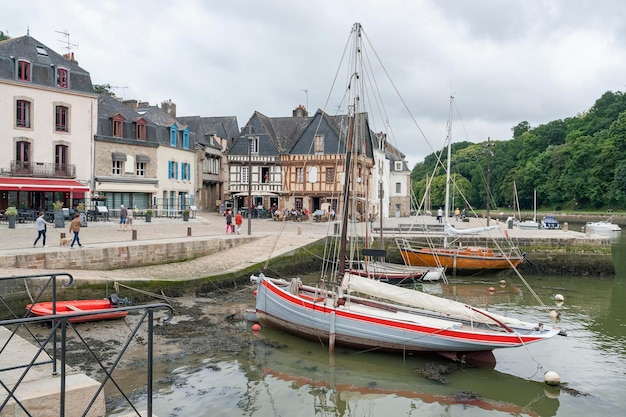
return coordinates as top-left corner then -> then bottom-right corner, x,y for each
0,211 -> 591,283
0,211 -> 337,282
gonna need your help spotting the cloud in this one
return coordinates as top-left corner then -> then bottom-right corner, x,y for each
5,0 -> 626,167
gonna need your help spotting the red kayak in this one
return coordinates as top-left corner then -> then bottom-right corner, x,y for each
26,295 -> 130,323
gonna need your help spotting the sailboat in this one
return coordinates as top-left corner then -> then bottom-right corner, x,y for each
250,23 -> 560,364
514,185 -> 540,230
398,97 -> 525,272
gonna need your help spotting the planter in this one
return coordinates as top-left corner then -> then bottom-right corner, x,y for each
54,210 -> 65,228
183,213 -> 190,222
145,214 -> 152,223
8,216 -> 16,229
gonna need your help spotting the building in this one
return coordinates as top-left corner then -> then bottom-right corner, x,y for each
93,94 -> 159,213
0,34 -> 96,213
177,115 -> 238,212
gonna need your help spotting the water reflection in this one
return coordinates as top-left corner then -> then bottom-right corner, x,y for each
108,229 -> 626,416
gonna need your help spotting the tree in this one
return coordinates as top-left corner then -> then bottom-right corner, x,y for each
0,31 -> 10,41
93,83 -> 116,97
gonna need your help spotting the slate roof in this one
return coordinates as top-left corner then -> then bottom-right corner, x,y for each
0,34 -> 93,93
177,115 -> 239,149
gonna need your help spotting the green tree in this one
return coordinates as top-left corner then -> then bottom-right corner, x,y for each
94,83 -> 116,97
0,31 -> 10,41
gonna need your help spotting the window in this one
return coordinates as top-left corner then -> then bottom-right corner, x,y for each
15,141 -> 30,174
181,162 -> 191,180
112,160 -> 122,175
55,105 -> 69,132
112,114 -> 124,137
168,161 -> 179,179
136,119 -> 147,140
56,68 -> 68,88
16,100 -> 31,128
396,182 -> 401,194
55,145 -> 68,176
242,166 -> 250,184
296,167 -> 304,183
326,167 -> 335,183
183,129 -> 190,149
314,134 -> 324,155
170,125 -> 178,146
17,60 -> 30,82
295,197 -> 303,211
394,161 -> 403,171
136,162 -> 146,176
248,136 -> 259,153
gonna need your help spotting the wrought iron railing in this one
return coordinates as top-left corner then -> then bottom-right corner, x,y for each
0,272 -> 173,416
8,161 -> 76,178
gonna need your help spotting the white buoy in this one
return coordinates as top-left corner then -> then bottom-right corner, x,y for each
549,310 -> 560,321
554,294 -> 564,302
544,370 -> 561,386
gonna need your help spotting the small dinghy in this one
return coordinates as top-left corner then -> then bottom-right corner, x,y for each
26,294 -> 131,323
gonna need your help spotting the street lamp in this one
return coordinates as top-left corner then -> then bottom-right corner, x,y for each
247,136 -> 253,235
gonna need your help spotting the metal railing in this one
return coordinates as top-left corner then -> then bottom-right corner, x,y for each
0,272 -> 173,417
8,161 -> 77,178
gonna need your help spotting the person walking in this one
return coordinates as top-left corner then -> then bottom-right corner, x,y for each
33,211 -> 52,247
235,211 -> 243,234
437,207 -> 443,223
69,213 -> 83,248
225,210 -> 233,234
119,204 -> 128,230
125,206 -> 134,231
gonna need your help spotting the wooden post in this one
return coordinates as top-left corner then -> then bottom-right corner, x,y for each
187,227 -> 192,237
132,230 -> 137,241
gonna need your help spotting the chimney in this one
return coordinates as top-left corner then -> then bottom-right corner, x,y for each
161,100 -> 176,118
292,104 -> 308,117
122,99 -> 138,111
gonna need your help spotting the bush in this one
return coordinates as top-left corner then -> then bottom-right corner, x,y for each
145,209 -> 153,216
5,206 -> 18,217
52,200 -> 64,210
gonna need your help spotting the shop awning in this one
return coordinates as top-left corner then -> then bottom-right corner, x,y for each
0,177 -> 90,192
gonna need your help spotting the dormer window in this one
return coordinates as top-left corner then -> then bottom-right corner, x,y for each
182,129 -> 190,149
136,118 -> 147,140
17,60 -> 31,82
394,161 -> 403,171
112,114 -> 125,138
170,125 -> 178,146
56,68 -> 69,88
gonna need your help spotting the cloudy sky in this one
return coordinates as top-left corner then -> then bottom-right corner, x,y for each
4,0 -> 625,167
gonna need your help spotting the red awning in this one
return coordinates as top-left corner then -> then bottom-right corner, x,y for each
0,177 -> 90,192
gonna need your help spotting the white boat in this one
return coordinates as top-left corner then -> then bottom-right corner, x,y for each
585,220 -> 621,232
514,185 -> 540,230
250,23 -> 561,364
541,215 -> 559,229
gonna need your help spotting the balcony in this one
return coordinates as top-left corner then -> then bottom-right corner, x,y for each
7,161 -> 77,178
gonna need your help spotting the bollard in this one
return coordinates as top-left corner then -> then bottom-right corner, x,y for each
297,226 -> 301,236
132,230 -> 137,241
187,227 -> 192,237
563,222 -> 568,232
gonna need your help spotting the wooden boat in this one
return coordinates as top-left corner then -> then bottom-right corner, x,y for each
26,295 -> 130,323
398,97 -> 525,273
250,23 -> 560,364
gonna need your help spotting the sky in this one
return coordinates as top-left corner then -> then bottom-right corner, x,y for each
4,0 -> 626,167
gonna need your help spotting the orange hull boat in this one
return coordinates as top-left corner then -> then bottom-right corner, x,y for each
26,299 -> 128,323
400,246 -> 523,271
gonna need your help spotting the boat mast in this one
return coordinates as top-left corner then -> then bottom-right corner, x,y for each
337,23 -> 361,276
443,96 -> 453,248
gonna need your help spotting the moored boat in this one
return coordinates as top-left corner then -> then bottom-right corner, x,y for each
26,294 -> 130,323
541,215 -> 559,229
585,220 -> 621,232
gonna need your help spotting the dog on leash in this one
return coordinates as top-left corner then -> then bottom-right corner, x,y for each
59,237 -> 71,247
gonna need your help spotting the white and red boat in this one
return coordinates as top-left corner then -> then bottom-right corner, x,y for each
26,295 -> 130,323
249,23 -> 561,364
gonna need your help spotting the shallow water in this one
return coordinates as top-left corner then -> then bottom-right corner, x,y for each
108,230 -> 626,417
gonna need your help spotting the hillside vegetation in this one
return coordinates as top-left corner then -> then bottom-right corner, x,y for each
411,91 -> 626,212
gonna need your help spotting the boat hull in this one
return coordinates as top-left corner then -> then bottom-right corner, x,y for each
26,299 -> 128,323
400,247 -> 523,270
253,276 -> 557,357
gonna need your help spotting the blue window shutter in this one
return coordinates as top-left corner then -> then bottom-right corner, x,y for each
176,162 -> 179,179
183,130 -> 189,149
168,161 -> 172,179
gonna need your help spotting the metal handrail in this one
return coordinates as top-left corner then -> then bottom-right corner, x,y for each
0,272 -> 173,417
